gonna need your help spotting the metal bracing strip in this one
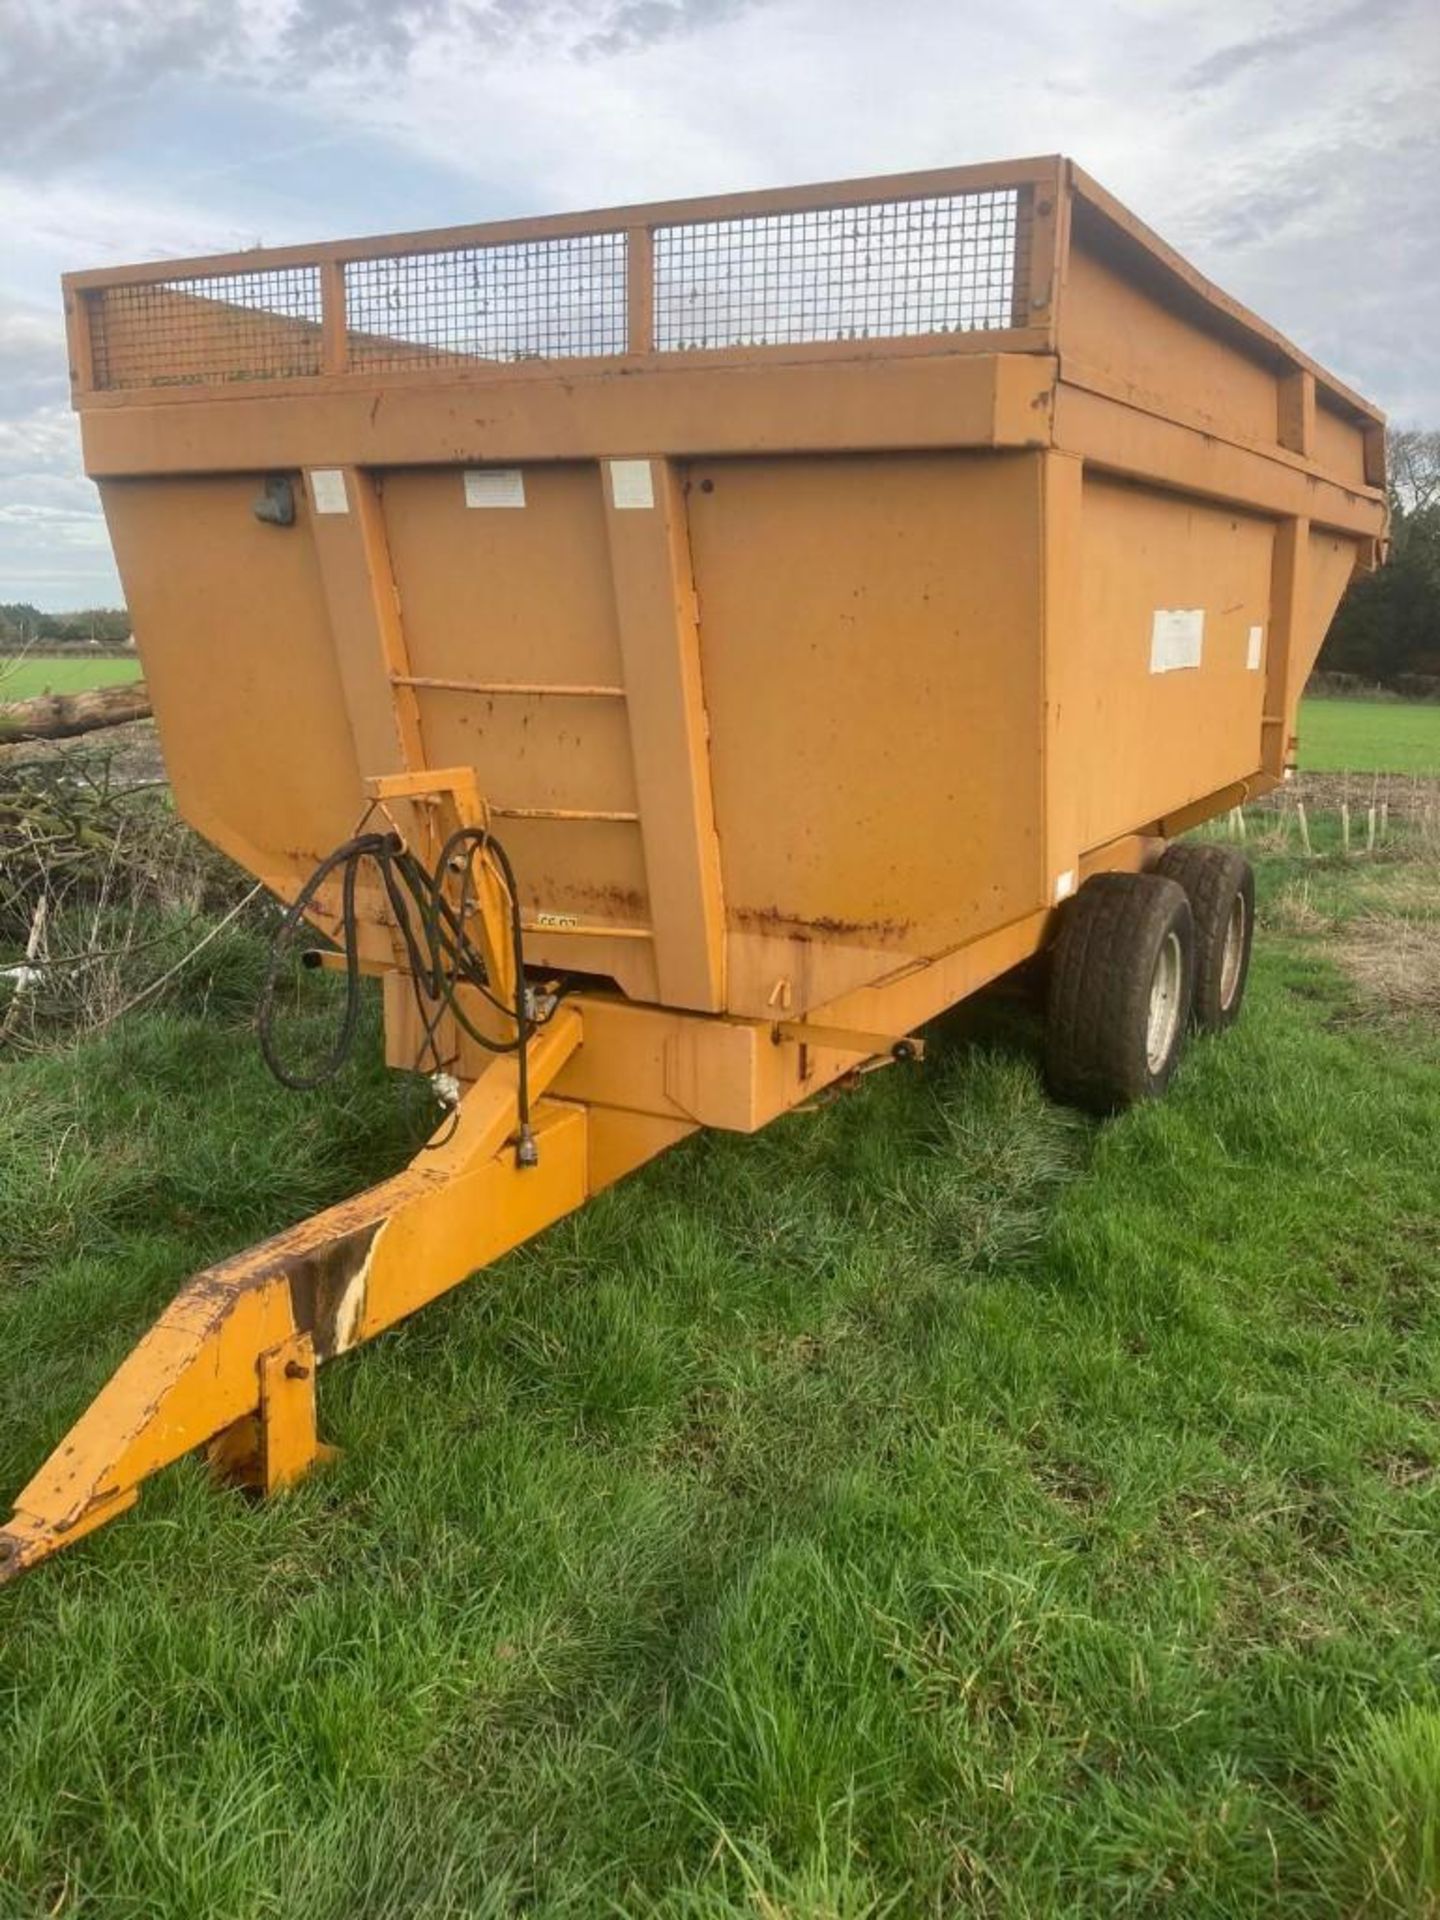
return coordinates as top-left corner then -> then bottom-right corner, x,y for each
1263,517 -> 1309,778
521,921 -> 653,940
308,467 -> 427,779
602,457 -> 726,1011
394,675 -> 626,698
490,805 -> 639,823
1052,385 -> 1384,539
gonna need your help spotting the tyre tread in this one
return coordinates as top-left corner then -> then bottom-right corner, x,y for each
1046,872 -> 1194,1112
1155,843 -> 1254,1030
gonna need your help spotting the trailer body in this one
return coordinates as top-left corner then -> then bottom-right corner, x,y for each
0,157 -> 1385,1582
72,158 -> 1383,1030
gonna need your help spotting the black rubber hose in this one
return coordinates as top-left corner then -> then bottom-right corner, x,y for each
430,824 -> 534,1146
256,831 -> 393,1090
256,823 -> 555,1119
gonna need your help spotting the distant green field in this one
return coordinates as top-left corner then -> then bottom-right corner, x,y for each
0,655 -> 143,701
1298,697 -> 1440,775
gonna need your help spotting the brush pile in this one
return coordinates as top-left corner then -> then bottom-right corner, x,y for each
0,750 -> 259,1047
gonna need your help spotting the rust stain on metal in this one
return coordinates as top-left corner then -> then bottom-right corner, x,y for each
733,905 -> 913,944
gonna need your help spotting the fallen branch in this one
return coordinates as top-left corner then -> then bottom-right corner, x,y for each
0,894 -> 49,1040
0,680 -> 151,743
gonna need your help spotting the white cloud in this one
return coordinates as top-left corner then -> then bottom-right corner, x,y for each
0,176 -> 278,293
0,379 -> 109,604
2,0 -> 1437,604
0,409 -> 82,480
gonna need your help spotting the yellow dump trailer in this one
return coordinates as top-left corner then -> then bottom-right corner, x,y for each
1,156 -> 1385,1581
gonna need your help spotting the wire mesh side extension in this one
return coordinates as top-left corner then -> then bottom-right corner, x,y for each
81,183 -> 1036,389
89,268 -> 323,390
654,190 -> 1029,350
344,234 -> 628,370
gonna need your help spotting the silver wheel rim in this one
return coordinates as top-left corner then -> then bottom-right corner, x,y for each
1146,930 -> 1184,1074
1219,894 -> 1247,1009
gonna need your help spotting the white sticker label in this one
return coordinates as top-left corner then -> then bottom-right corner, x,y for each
609,459 -> 654,510
1149,608 -> 1204,674
1247,623 -> 1265,671
309,468 -> 349,515
464,468 -> 525,509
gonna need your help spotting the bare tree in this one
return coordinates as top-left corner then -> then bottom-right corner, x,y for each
1388,427 -> 1440,519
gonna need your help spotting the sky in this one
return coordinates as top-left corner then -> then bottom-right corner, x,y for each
2,0 -> 1437,609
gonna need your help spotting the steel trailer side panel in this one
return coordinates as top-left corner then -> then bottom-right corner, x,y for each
98,473 -> 366,890
380,460 -> 654,984
1060,229 -> 1285,449
1064,475 -> 1275,853
686,449 -> 1047,1020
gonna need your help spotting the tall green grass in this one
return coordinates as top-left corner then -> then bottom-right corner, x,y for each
1298,696 -> 1440,775
0,656 -> 144,702
1,849 -> 1439,1915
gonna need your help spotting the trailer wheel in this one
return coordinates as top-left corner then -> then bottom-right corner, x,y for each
1045,873 -> 1195,1112
1155,843 -> 1254,1031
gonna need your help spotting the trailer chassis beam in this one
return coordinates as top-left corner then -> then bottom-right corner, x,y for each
0,1010 -> 585,1585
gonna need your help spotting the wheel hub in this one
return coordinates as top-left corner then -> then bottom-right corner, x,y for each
1146,930 -> 1184,1073
1219,894 -> 1247,1010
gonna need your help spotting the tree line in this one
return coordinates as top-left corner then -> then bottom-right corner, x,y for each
1,604 -> 132,647
1320,427 -> 1440,692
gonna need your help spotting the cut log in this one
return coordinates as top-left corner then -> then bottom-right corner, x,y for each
0,681 -> 151,743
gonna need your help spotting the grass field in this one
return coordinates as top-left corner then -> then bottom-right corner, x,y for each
0,655 -> 143,701
1298,697 -> 1440,775
1,836 -> 1439,1916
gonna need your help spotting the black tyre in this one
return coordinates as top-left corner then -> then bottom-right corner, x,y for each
1046,872 -> 1195,1113
1155,843 -> 1254,1032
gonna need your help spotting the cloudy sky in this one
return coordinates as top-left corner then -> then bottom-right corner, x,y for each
2,0 -> 1437,608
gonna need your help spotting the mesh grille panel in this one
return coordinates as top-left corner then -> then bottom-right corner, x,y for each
345,234 -> 628,369
654,189 -> 1027,350
89,268 -> 323,389
80,186 -> 1036,389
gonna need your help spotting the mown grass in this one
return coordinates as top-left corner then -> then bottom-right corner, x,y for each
2,849 -> 1440,1916
1298,696 -> 1440,775
0,657 -> 144,702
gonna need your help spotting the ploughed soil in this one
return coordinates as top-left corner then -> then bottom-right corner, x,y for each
1258,770 -> 1440,820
